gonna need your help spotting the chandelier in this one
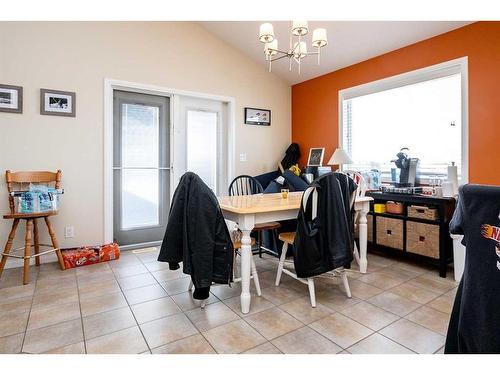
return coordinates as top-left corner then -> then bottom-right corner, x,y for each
258,21 -> 328,75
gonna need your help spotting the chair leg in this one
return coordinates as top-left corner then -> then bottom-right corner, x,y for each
251,256 -> 261,296
275,242 -> 288,286
44,217 -> 65,270
307,278 -> 316,307
0,219 -> 20,278
353,240 -> 360,266
23,219 -> 33,285
341,271 -> 352,298
33,219 -> 40,267
258,230 -> 262,258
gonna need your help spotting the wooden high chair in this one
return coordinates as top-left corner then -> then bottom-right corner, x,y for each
0,170 -> 66,285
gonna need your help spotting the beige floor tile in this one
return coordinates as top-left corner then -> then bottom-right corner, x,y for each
435,345 -> 445,354
243,341 -> 282,354
144,261 -> 171,273
272,326 -> 342,354
381,264 -> 424,280
357,272 -> 405,290
78,278 -> 122,301
140,313 -> 198,349
210,284 -> 243,300
427,294 -> 455,314
244,307 -> 303,340
83,306 -> 137,340
0,333 -> 24,353
367,253 -> 398,267
44,341 -> 86,354
445,287 -> 458,297
134,249 -> 160,263
260,285 -> 305,305
75,263 -> 111,277
186,301 -> 239,332
151,333 -> 215,354
389,282 -> 441,304
347,280 -> 384,299
406,305 -> 450,335
35,276 -> 77,294
347,333 -> 414,354
131,297 -> 181,324
36,268 -> 72,281
368,291 -> 421,316
123,283 -> 168,305
161,277 -> 192,295
342,301 -> 399,331
151,268 -> 187,283
86,326 -> 148,354
32,286 -> 79,309
203,319 -> 266,354
109,254 -> 143,269
27,301 -> 81,331
0,283 -> 35,303
80,291 -> 128,317
0,296 -> 32,315
408,275 -> 456,294
0,310 -> 29,337
315,288 -> 360,311
309,313 -> 373,349
223,294 -> 275,317
77,270 -> 116,287
117,273 -> 158,290
393,260 -> 433,275
112,263 -> 149,279
171,291 -> 219,311
23,318 -> 83,353
380,319 -> 445,354
279,297 -> 334,324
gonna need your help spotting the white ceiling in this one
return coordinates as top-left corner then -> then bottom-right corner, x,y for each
199,21 -> 472,85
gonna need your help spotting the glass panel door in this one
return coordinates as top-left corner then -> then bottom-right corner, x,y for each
113,91 -> 170,247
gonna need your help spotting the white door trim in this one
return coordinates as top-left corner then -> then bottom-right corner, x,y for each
103,78 -> 236,244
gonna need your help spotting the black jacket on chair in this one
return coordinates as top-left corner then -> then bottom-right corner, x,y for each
445,184 -> 500,353
158,172 -> 234,300
293,172 -> 357,278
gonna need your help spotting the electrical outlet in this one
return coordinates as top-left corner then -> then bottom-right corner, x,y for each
239,153 -> 247,162
65,226 -> 74,238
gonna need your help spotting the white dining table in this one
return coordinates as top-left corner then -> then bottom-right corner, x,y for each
219,192 -> 373,314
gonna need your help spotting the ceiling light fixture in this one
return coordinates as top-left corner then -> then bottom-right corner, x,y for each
259,21 -> 328,75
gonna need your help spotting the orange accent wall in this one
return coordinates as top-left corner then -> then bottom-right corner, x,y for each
292,22 -> 500,185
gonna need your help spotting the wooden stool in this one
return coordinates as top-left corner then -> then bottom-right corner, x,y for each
0,170 -> 66,285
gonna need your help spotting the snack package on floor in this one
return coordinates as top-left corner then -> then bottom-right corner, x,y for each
62,242 -> 120,269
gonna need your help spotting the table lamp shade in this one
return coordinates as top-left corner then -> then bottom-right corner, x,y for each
327,148 -> 353,165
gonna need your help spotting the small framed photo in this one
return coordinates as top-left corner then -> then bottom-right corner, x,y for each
0,84 -> 23,114
40,88 -> 76,117
245,107 -> 271,126
307,147 -> 325,166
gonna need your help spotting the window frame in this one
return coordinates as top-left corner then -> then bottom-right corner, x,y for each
338,57 -> 469,184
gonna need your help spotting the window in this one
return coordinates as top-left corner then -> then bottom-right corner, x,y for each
340,58 -> 467,183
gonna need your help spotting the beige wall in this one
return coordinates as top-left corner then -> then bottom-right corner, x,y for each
0,22 -> 291,265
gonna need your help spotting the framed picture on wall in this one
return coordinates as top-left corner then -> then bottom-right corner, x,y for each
0,84 -> 23,114
307,147 -> 325,166
244,107 -> 271,126
40,89 -> 76,117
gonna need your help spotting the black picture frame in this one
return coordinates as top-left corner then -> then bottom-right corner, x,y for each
244,107 -> 271,126
0,84 -> 23,114
40,88 -> 76,117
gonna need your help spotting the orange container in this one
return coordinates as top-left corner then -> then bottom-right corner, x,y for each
62,243 -> 120,269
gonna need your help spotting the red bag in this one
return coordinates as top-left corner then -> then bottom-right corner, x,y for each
62,243 -> 120,269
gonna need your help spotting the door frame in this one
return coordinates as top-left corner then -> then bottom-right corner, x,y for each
104,78 -> 236,246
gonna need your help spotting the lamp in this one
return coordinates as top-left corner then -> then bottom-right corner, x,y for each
264,39 -> 278,57
293,41 -> 307,58
312,28 -> 328,47
291,21 -> 308,36
327,148 -> 353,170
259,23 -> 275,43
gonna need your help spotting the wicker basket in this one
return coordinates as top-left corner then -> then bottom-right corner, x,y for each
406,221 -> 440,258
376,216 -> 403,250
407,205 -> 439,221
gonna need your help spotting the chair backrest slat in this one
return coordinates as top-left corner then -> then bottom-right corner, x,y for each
228,175 -> 264,196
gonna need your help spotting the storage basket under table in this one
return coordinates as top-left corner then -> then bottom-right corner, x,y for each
406,221 -> 440,258
376,216 -> 404,250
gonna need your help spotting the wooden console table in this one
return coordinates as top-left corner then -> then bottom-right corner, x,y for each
365,191 -> 456,278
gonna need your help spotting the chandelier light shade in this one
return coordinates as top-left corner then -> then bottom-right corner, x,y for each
259,23 -> 275,43
312,28 -> 328,47
291,21 -> 308,36
258,21 -> 328,75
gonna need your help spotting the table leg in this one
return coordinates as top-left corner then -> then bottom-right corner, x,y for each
239,228 -> 252,314
358,202 -> 369,274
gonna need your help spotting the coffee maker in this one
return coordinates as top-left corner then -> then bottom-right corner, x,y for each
392,148 -> 419,187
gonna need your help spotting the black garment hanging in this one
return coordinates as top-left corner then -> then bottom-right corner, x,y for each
293,172 -> 357,278
280,143 -> 301,171
445,184 -> 500,353
157,172 -> 234,300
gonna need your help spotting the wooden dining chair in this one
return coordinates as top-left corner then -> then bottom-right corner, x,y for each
0,170 -> 66,285
228,175 -> 281,257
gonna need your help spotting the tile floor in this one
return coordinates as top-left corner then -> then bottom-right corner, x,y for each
0,248 -> 457,354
